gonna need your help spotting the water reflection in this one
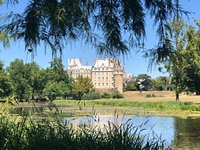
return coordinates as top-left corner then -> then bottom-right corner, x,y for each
65,115 -> 175,145
172,117 -> 200,150
64,115 -> 200,149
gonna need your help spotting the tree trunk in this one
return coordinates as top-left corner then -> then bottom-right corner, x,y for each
32,89 -> 35,100
176,92 -> 179,102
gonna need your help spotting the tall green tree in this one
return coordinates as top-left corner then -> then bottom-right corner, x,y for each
24,62 -> 40,99
7,59 -> 31,101
181,21 -> 200,95
0,61 -> 12,98
47,58 -> 70,83
146,17 -> 186,101
43,81 -> 70,101
136,74 -> 152,91
163,18 -> 186,101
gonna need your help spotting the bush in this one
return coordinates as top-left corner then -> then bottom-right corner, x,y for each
112,92 -> 124,99
101,93 -> 112,99
82,93 -> 102,100
190,104 -> 200,111
34,97 -> 47,102
146,94 -> 156,98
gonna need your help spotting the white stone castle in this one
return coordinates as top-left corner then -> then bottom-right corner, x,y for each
67,57 -> 123,93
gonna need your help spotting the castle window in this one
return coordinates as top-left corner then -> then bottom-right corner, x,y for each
98,83 -> 100,86
102,77 -> 104,80
106,83 -> 108,86
106,77 -> 108,81
102,68 -> 104,71
102,83 -> 104,86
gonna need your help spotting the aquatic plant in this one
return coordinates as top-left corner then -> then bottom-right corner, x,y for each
0,116 -> 168,150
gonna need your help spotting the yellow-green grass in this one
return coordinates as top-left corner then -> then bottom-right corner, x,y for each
2,91 -> 200,118
52,91 -> 200,117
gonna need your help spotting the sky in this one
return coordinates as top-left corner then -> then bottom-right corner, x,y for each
0,0 -> 200,78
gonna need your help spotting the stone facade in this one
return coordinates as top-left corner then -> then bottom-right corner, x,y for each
68,57 -> 123,93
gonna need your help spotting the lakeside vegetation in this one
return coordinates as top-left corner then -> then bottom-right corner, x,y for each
55,100 -> 200,112
1,91 -> 199,118
0,115 -> 168,150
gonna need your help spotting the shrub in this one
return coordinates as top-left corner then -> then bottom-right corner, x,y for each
34,97 -> 47,102
146,94 -> 156,98
82,93 -> 102,100
101,93 -> 112,99
112,92 -> 124,99
190,104 -> 200,111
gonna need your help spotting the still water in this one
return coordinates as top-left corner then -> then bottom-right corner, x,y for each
64,115 -> 200,150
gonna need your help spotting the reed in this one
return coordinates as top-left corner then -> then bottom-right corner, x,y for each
0,116 -> 169,150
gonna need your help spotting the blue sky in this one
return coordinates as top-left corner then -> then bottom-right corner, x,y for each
0,0 -> 199,78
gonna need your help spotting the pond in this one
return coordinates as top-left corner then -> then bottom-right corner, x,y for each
64,115 -> 200,150
9,107 -> 200,149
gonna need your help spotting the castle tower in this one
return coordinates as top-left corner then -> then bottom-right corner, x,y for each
113,59 -> 123,93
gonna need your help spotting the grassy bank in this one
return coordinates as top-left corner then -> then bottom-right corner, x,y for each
3,91 -> 200,118
0,116 -> 168,150
50,91 -> 200,117
53,99 -> 200,111
52,99 -> 200,117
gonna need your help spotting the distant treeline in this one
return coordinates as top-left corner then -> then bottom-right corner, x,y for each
124,74 -> 172,92
0,58 -> 96,101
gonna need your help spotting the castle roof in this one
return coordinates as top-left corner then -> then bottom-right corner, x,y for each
94,58 -> 114,68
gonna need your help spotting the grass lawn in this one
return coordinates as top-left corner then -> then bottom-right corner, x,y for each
2,91 -> 200,118
52,91 -> 200,118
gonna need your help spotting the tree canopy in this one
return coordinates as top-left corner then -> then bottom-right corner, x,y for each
0,0 -> 187,58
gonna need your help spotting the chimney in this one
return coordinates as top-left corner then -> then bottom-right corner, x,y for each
95,57 -> 99,66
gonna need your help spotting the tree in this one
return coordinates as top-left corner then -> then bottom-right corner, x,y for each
47,58 -> 70,83
7,59 -> 31,101
181,21 -> 200,95
145,16 -> 186,101
136,74 -> 152,91
24,62 -> 40,99
165,17 -> 187,101
0,0 -> 10,47
71,76 -> 94,100
152,76 -> 171,91
0,61 -> 12,98
125,81 -> 138,91
43,81 -> 70,101
33,69 -> 49,98
1,0 -> 187,59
